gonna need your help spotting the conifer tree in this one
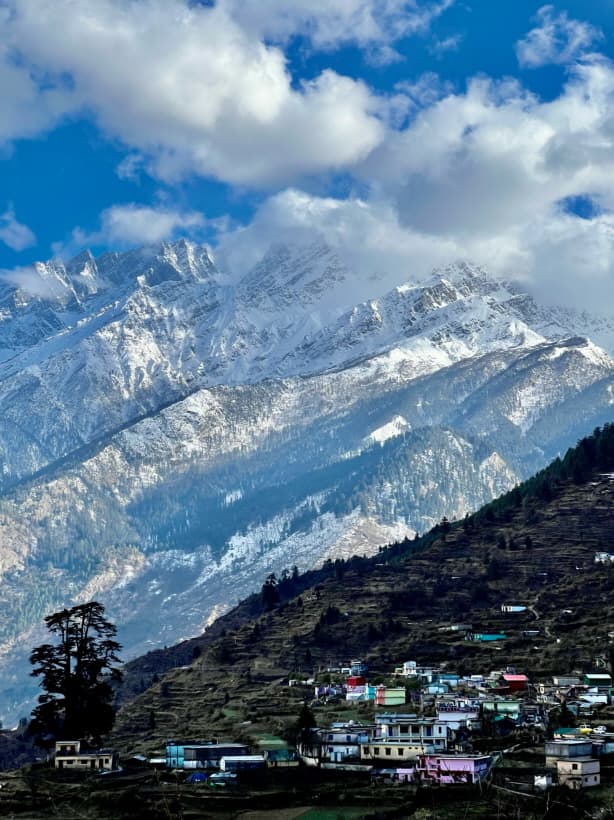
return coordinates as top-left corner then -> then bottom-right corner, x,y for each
29,602 -> 122,744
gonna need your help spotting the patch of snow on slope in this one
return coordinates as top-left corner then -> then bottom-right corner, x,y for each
505,380 -> 548,434
579,340 -> 612,368
367,415 -> 409,445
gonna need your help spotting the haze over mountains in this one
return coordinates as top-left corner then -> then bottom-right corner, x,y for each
1,238 -> 614,723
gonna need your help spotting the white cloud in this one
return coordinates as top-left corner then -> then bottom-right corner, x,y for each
217,186 -> 614,313
395,72 -> 455,109
0,207 -> 36,251
2,0 -> 385,185
52,204 -> 207,258
0,43 -> 71,144
97,204 -> 205,246
221,0 -> 454,51
0,264 -> 68,299
516,5 -> 602,69
214,189 -> 460,295
361,58 -> 614,236
428,33 -> 462,57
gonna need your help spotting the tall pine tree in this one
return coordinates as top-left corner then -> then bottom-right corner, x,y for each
29,602 -> 122,744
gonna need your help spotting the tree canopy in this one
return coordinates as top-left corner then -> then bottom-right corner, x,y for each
29,601 -> 122,744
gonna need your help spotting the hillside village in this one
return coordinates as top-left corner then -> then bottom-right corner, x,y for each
4,429 -> 614,817
5,651 -> 614,818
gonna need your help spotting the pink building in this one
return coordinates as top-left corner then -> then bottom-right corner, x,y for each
420,754 -> 493,785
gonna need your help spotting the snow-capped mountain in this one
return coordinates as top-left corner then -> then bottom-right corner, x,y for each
0,239 -> 614,722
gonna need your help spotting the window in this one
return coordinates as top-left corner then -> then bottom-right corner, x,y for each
425,727 -> 432,737
398,748 -> 404,756
374,748 -> 380,755
400,725 -> 409,734
572,763 -> 578,770
385,748 -> 391,756
363,746 -> 369,754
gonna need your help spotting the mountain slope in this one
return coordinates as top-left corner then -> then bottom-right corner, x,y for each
110,423 -> 614,756
1,241 -> 614,723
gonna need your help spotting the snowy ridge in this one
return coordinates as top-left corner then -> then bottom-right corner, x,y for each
0,239 -> 613,722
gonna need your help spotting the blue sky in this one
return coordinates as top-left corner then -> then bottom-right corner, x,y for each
1,0 -> 614,309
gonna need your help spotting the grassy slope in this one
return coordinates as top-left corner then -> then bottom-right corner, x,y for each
111,424 -> 614,757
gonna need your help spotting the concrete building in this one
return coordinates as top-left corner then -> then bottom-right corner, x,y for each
373,715 -> 450,752
54,740 -> 118,771
545,739 -> 593,768
556,757 -> 600,789
166,741 -> 249,769
420,754 -> 492,785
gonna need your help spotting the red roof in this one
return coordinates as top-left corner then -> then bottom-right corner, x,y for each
502,674 -> 528,681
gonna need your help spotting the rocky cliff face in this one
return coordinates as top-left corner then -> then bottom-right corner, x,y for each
1,240 -> 613,723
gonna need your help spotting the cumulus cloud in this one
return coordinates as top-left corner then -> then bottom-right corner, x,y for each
0,207 -> 36,251
221,0 -> 454,52
0,43 -> 70,144
361,58 -> 614,236
2,0 -> 385,185
53,204 -> 207,257
95,204 -> 205,246
516,5 -> 602,69
216,185 -> 614,313
215,189 -> 460,297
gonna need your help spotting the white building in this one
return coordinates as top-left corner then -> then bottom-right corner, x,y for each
556,758 -> 600,789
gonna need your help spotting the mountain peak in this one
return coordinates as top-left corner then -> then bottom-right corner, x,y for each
238,239 -> 348,311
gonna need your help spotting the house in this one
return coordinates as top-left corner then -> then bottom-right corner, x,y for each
263,748 -> 297,766
423,683 -> 449,696
583,673 -> 612,691
341,660 -> 368,675
556,757 -> 600,789
372,715 -> 450,754
534,773 -> 553,790
375,686 -> 407,706
298,724 -> 371,765
220,755 -> 266,772
501,605 -> 527,614
544,740 -> 592,768
346,683 -> 378,702
314,684 -> 345,699
481,699 -> 522,721
54,740 -> 118,771
361,739 -> 434,763
502,673 -> 529,692
166,741 -> 249,770
320,725 -> 371,763
464,675 -> 486,689
436,701 -> 480,731
594,552 -> 614,564
419,754 -> 493,785
435,672 -> 460,689
393,660 -> 437,682
552,676 -> 581,688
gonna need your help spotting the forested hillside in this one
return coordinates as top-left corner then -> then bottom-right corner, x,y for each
111,423 -> 614,754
